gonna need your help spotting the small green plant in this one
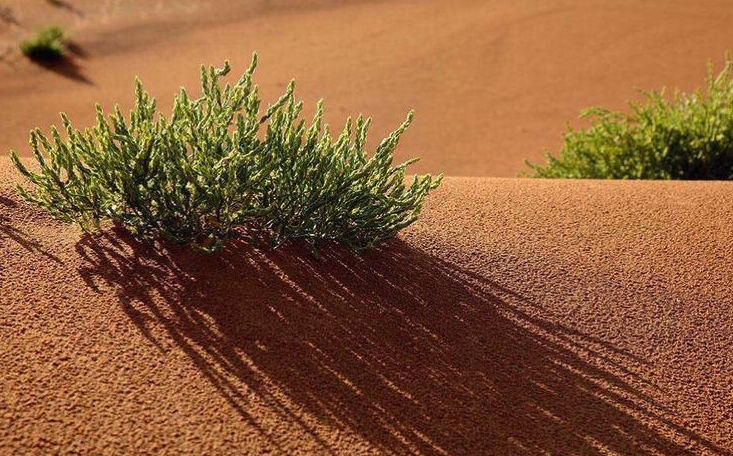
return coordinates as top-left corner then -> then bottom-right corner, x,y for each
20,25 -> 66,61
11,53 -> 441,253
526,57 -> 733,179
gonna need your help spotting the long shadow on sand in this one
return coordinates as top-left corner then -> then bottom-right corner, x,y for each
0,196 -> 62,262
76,230 -> 729,455
30,57 -> 92,85
0,5 -> 19,25
26,43 -> 93,85
45,0 -> 84,17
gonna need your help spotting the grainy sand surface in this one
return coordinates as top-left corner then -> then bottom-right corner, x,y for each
1,158 -> 732,455
3,0 -> 733,176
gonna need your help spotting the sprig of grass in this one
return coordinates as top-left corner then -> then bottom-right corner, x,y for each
526,56 -> 733,180
20,26 -> 66,61
11,53 -> 442,253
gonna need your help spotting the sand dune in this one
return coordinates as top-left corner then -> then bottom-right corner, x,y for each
2,158 -> 732,454
2,1 -> 733,454
3,0 -> 733,176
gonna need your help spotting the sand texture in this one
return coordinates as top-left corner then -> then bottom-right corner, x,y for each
2,0 -> 733,454
1,158 -> 732,455
3,0 -> 733,176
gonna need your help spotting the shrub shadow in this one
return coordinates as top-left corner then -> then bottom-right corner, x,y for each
65,40 -> 89,59
75,230 -> 729,455
45,0 -> 83,17
29,54 -> 93,85
0,196 -> 61,262
0,5 -> 19,25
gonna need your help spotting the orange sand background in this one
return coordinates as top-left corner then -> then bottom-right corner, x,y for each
3,0 -> 733,176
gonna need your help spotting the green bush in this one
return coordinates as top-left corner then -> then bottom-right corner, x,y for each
527,57 -> 733,179
11,54 -> 441,253
20,26 -> 66,61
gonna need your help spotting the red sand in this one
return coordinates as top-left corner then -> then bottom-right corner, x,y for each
1,158 -> 732,454
3,0 -> 733,176
2,1 -> 733,454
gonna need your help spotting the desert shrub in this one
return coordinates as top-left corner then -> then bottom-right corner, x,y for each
526,57 -> 733,179
11,54 -> 441,253
20,26 -> 66,61
261,91 -> 439,251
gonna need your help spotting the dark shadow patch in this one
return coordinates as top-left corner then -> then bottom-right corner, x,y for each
0,5 -> 19,25
75,232 -> 730,455
65,41 -> 89,59
29,56 -> 93,85
0,195 -> 16,210
44,0 -> 83,17
0,196 -> 62,263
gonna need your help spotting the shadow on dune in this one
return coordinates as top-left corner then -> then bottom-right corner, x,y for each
45,0 -> 83,17
75,229 -> 728,455
29,55 -> 93,85
0,5 -> 19,25
24,41 -> 92,84
0,196 -> 62,262
66,41 -> 89,59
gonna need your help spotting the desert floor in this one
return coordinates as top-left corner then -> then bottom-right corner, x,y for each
2,158 -> 733,454
3,0 -> 733,176
2,1 -> 733,455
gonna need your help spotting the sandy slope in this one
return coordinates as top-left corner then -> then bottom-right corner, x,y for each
1,157 -> 732,455
3,0 -> 733,176
2,2 -> 733,453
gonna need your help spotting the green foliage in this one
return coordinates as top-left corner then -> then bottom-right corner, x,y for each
11,54 -> 441,253
527,57 -> 733,180
20,26 -> 66,61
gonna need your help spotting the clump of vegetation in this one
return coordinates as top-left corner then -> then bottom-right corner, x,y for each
20,26 -> 66,61
527,57 -> 733,180
11,53 -> 442,253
